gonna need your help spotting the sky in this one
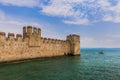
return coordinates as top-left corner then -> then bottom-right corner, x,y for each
0,0 -> 120,48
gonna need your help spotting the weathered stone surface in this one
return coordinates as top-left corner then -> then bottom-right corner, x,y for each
0,26 -> 80,62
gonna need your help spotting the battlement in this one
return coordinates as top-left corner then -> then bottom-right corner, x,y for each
41,37 -> 67,44
0,32 -> 23,42
16,34 -> 22,37
0,32 -> 6,41
8,33 -> 15,40
0,26 -> 80,62
0,32 -> 6,35
16,34 -> 23,41
67,34 -> 80,42
67,34 -> 80,38
23,26 -> 41,39
0,27 -> 80,48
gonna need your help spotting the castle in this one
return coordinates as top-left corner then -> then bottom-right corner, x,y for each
0,26 -> 80,62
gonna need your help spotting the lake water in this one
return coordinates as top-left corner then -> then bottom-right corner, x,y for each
0,48 -> 120,80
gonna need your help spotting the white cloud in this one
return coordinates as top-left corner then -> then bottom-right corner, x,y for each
41,0 -> 83,17
40,0 -> 120,25
0,0 -> 40,8
97,0 -> 111,8
40,0 -> 89,25
0,10 -> 64,39
41,3 -> 73,17
103,15 -> 120,23
63,18 -> 89,25
1,0 -> 120,25
103,15 -> 113,22
98,0 -> 120,23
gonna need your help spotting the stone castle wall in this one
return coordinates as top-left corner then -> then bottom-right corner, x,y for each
0,26 -> 80,62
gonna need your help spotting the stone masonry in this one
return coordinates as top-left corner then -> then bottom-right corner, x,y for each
0,26 -> 80,62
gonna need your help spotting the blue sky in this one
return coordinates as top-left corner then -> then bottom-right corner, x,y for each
0,0 -> 120,48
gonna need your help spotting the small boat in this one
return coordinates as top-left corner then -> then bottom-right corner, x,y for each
99,51 -> 104,54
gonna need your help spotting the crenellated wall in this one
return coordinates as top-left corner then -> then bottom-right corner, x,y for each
0,26 -> 80,62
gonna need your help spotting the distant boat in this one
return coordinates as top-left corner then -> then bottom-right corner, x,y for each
99,51 -> 104,54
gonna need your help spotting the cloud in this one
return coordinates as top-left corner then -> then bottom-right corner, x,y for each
1,0 -> 120,25
63,18 -> 89,25
41,0 -> 84,17
99,0 -> 120,23
40,0 -> 120,25
103,15 -> 120,23
40,0 -> 89,25
0,10 -> 64,39
0,0 -> 40,8
41,3 -> 73,17
98,0 -> 111,8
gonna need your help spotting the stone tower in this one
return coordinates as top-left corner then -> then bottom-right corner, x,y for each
23,26 -> 41,46
67,34 -> 80,55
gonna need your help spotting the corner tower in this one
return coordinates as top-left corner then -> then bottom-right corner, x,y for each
67,34 -> 80,56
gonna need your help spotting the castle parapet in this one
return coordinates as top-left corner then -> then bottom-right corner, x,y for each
41,37 -> 43,43
44,38 -> 48,43
0,32 -> 6,41
54,39 -> 57,44
47,38 -> 51,43
38,28 -> 41,37
55,39 -> 58,44
23,26 -> 41,38
33,27 -> 38,37
51,39 -> 54,43
27,26 -> 32,35
58,40 -> 61,44
0,32 -> 6,36
8,33 -> 14,36
23,26 -> 27,38
8,33 -> 15,40
41,37 -> 67,44
16,34 -> 22,41
23,26 -> 42,46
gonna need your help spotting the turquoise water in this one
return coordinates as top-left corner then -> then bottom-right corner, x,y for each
0,48 -> 120,80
